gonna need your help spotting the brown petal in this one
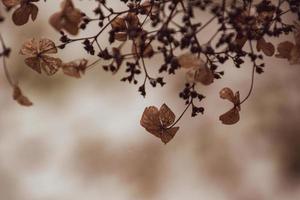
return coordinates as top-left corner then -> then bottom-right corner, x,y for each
40,55 -> 62,76
194,66 -> 214,85
178,53 -> 204,69
256,38 -> 275,56
2,0 -> 20,8
20,38 -> 38,56
219,108 -> 240,125
140,106 -> 162,138
63,21 -> 80,35
114,32 -> 128,42
49,12 -> 63,31
275,41 -> 294,60
39,38 -> 57,54
111,17 -> 127,31
159,104 -> 176,128
25,57 -> 41,74
66,8 -> 82,24
12,4 -> 37,26
13,86 -> 33,106
160,127 -> 179,144
62,58 -> 88,78
28,3 -> 38,21
219,87 -> 235,103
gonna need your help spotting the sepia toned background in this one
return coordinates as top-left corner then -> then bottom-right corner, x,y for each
0,1 -> 300,200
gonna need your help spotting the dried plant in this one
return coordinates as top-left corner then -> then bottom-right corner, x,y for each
0,0 -> 300,143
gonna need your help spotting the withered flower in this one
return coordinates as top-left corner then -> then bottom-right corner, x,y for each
219,87 -> 241,125
178,53 -> 214,85
276,22 -> 300,65
2,0 -> 39,26
62,58 -> 88,78
140,104 -> 179,144
19,38 -> 62,76
49,0 -> 82,35
13,85 -> 33,106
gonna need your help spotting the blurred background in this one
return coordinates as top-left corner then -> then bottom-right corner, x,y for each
0,1 -> 300,200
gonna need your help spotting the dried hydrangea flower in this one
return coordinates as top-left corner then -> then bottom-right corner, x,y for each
2,0 -> 39,25
178,53 -> 214,85
219,87 -> 241,125
49,0 -> 82,35
13,85 -> 33,106
62,58 -> 88,78
140,104 -> 179,144
19,38 -> 62,76
276,22 -> 300,65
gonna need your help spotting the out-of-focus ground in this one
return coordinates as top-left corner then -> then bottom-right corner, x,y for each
0,1 -> 300,200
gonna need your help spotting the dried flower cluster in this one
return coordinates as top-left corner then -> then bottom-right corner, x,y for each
1,0 -> 300,144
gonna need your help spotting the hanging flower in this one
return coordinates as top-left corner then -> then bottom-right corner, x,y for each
19,38 -> 62,76
49,0 -> 82,35
62,58 -> 88,78
140,104 -> 179,144
1,0 -> 39,26
219,87 -> 241,125
178,53 -> 214,85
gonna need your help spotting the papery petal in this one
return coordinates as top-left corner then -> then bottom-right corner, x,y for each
49,12 -> 64,31
20,38 -> 38,56
178,53 -> 205,69
219,87 -> 235,103
12,5 -> 31,25
40,55 -> 62,76
62,58 -> 88,78
28,3 -> 38,21
13,85 -> 33,106
219,108 -> 240,125
159,104 -> 176,127
25,57 -> 41,74
256,38 -> 275,56
161,127 -> 179,144
275,41 -> 294,60
39,38 -> 57,54
194,66 -> 214,85
140,106 -> 162,138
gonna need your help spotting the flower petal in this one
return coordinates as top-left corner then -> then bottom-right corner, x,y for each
140,106 -> 161,138
12,5 -> 31,25
159,103 -> 176,128
219,87 -> 235,103
219,108 -> 240,125
40,55 -> 62,76
62,58 -> 88,78
25,57 -> 41,74
161,127 -> 179,144
275,41 -> 294,60
20,38 -> 38,56
39,38 -> 57,54
13,85 -> 33,106
178,53 -> 205,69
